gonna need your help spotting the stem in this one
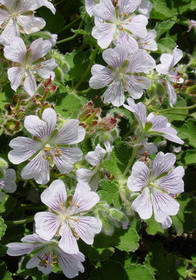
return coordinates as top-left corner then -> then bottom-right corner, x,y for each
74,46 -> 98,90
6,217 -> 34,226
56,34 -> 77,44
123,134 -> 145,176
158,104 -> 196,113
58,16 -> 81,33
20,204 -> 47,211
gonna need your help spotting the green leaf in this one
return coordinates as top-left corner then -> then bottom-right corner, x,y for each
90,261 -> 128,280
87,246 -> 115,262
155,19 -> 177,38
145,216 -> 164,235
0,217 -> 6,240
158,38 -> 176,53
178,119 -> 196,147
98,180 -> 121,208
0,196 -> 17,216
161,96 -> 188,122
116,227 -> 140,252
124,264 -> 155,280
172,193 -> 196,234
0,261 -> 12,280
184,149 -> 196,165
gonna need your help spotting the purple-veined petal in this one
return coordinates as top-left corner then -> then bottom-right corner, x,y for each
30,0 -> 56,14
116,31 -> 138,51
90,64 -> 113,89
127,49 -> 155,73
58,223 -> 79,254
7,67 -> 25,91
131,188 -> 152,220
21,233 -> 46,243
0,7 -> 10,25
93,0 -> 115,21
85,144 -> 106,166
147,113 -> 168,130
92,23 -> 116,49
123,98 -> 147,125
71,183 -> 100,214
103,46 -> 128,69
127,161 -> 150,192
21,151 -> 50,184
138,0 -> 153,17
36,59 -> 57,79
103,80 -> 125,106
41,179 -> 67,210
125,75 -> 150,98
41,108 -> 57,136
152,152 -> 176,179
17,15 -> 46,34
6,242 -> 37,256
26,249 -> 53,275
24,115 -> 48,138
155,126 -> 184,145
0,18 -> 20,45
23,70 -> 37,96
171,46 -> 183,68
56,250 -> 85,278
159,166 -> 184,195
76,168 -> 95,184
123,14 -> 148,38
54,147 -> 83,174
73,216 -> 102,244
30,38 -> 52,62
166,80 -> 177,107
8,137 -> 40,164
4,36 -> 26,62
152,190 -> 179,226
52,119 -> 85,145
118,0 -> 142,14
35,211 -> 60,241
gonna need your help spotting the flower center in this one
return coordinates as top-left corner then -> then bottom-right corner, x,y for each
42,144 -> 61,166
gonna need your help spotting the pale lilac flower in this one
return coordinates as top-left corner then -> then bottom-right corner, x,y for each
8,108 -> 85,184
90,43 -> 155,106
156,46 -> 183,106
35,180 -> 102,254
123,98 -> 184,145
127,152 -> 184,228
85,0 -> 99,16
76,142 -> 113,190
138,29 -> 157,51
138,139 -> 158,156
7,234 -> 84,278
0,0 -> 55,46
4,37 -> 57,96
138,0 -> 153,18
188,20 -> 196,32
0,168 -> 17,201
92,0 -> 148,49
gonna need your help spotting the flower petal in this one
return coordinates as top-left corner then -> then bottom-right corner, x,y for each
56,250 -> 84,278
73,216 -> 102,244
7,67 -> 25,92
0,19 -> 20,45
166,80 -> 177,107
159,166 -> 185,195
89,64 -> 113,89
53,119 -> 85,145
131,188 -> 152,220
36,59 -> 57,79
152,152 -> 176,179
54,147 -> 83,174
30,38 -> 52,62
92,23 -> 116,49
17,15 -> 46,34
21,151 -> 50,184
127,162 -> 150,192
85,144 -> 106,166
103,80 -> 125,107
8,137 -> 40,164
59,223 -> 79,254
23,70 -> 37,96
4,36 -> 26,62
35,212 -> 60,241
41,179 -> 67,210
125,75 -> 151,99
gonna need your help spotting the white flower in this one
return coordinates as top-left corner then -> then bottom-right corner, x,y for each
85,0 -> 99,16
156,46 -> 183,107
90,43 -> 155,106
4,37 -> 57,96
7,234 -> 84,278
0,0 -> 55,46
188,19 -> 196,32
138,30 -> 157,51
92,0 -> 148,49
76,142 -> 113,190
127,152 -> 184,228
35,180 -> 102,254
8,108 -> 85,184
137,0 -> 153,18
123,98 -> 184,145
0,168 -> 17,201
